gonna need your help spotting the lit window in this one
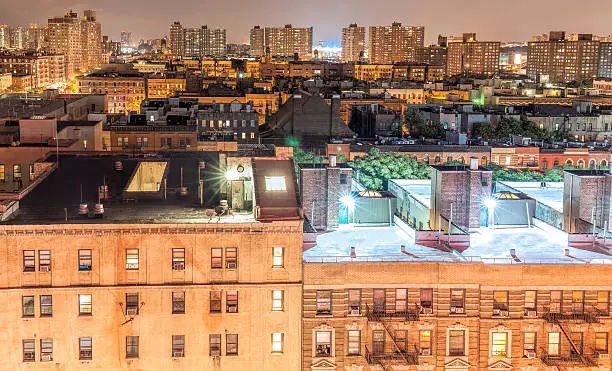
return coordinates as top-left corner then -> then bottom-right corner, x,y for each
265,176 -> 287,191
272,290 -> 284,311
13,164 -> 22,180
125,248 -> 139,270
79,249 -> 92,271
524,290 -> 537,312
79,294 -> 92,315
420,330 -> 432,355
273,247 -> 284,268
0,164 -> 4,181
272,333 -> 284,353
491,332 -> 508,357
548,332 -> 560,356
347,330 -> 360,355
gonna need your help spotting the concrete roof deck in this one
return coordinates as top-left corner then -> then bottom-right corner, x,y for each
389,179 -> 431,206
498,181 -> 563,212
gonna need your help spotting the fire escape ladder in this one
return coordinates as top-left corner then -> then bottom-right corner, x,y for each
555,319 -> 595,365
379,316 -> 409,364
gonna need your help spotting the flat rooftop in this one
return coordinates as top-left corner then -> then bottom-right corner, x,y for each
389,179 -> 431,206
303,222 -> 612,264
498,181 -> 564,212
3,153 -> 249,225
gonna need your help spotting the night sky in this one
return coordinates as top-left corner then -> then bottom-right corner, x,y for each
2,0 -> 611,44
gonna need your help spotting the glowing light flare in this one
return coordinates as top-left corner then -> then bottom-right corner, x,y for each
340,195 -> 355,211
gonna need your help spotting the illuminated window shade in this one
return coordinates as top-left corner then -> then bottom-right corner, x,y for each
265,176 -> 286,191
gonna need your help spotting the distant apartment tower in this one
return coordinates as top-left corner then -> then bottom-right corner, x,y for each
527,31 -> 600,82
169,21 -> 184,56
27,24 -> 44,51
250,26 -> 265,57
341,24 -> 365,63
446,33 -> 500,77
171,22 -> 226,58
368,23 -> 424,64
420,44 -> 447,68
250,25 -> 313,60
47,10 -> 103,77
120,30 -> 132,47
599,42 -> 612,78
10,26 -> 27,49
0,25 -> 8,49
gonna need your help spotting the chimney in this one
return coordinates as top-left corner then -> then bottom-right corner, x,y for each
329,154 -> 337,167
469,157 -> 479,171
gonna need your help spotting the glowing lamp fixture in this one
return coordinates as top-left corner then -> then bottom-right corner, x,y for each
483,197 -> 498,210
340,195 -> 355,211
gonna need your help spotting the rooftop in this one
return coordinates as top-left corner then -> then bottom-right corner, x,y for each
498,181 -> 563,212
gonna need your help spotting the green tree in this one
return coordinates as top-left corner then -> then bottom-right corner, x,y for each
471,122 -> 494,139
403,108 -> 445,139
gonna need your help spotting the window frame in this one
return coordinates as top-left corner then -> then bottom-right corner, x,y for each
448,330 -> 466,356
316,290 -> 332,315
348,289 -> 361,314
596,332 -> 609,353
79,337 -> 92,360
23,339 -> 35,362
22,295 -> 35,317
272,247 -> 284,268
225,247 -> 238,269
597,291 -> 610,316
40,338 -> 53,361
172,335 -> 185,357
211,248 -> 223,269
272,290 -> 284,311
172,292 -> 185,314
126,336 -> 139,358
125,293 -> 139,315
395,288 -> 407,314
125,248 -> 139,270
38,250 -> 51,271
209,334 -> 221,356
493,291 -> 509,313
79,294 -> 92,315
264,176 -> 287,191
226,334 -> 238,356
315,331 -> 332,357
491,332 -> 508,358
548,332 -> 560,356
272,332 -> 284,353
550,290 -> 562,313
420,330 -> 432,355
40,295 -> 52,317
210,291 -> 222,313
420,288 -> 433,309
525,290 -> 537,312
172,248 -> 185,271
78,249 -> 92,271
23,250 -> 35,272
450,289 -> 466,312
347,330 -> 361,356
226,290 -> 238,313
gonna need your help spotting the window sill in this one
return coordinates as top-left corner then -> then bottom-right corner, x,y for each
79,313 -> 93,317
22,315 -> 35,319
226,354 -> 238,357
40,314 -> 53,318
271,352 -> 284,355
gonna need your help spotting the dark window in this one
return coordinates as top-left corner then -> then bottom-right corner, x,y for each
225,247 -> 237,269
126,336 -> 139,358
372,330 -> 385,355
40,295 -> 52,316
79,337 -> 92,360
209,334 -> 221,356
226,334 -> 238,355
23,250 -> 35,272
373,289 -> 386,314
421,288 -> 433,310
79,249 -> 92,271
448,330 -> 466,356
210,291 -> 222,313
125,293 -> 139,315
172,335 -> 185,357
493,291 -> 509,313
22,296 -> 34,317
172,292 -> 185,314
340,174 -> 348,184
348,289 -> 361,314
211,248 -> 223,269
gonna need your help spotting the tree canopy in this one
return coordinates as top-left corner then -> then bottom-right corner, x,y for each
471,117 -> 552,141
403,108 -> 446,139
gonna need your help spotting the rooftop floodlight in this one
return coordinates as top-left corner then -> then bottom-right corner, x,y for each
483,197 -> 498,211
225,168 -> 239,181
340,195 -> 355,211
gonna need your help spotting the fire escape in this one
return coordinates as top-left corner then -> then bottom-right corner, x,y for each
364,304 -> 420,370
540,304 -> 600,367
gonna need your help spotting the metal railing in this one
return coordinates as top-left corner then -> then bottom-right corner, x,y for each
365,304 -> 420,322
365,344 -> 419,366
542,306 -> 601,324
540,348 -> 597,367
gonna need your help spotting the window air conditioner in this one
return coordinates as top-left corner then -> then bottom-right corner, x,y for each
40,265 -> 51,272
126,307 -> 138,315
349,309 -> 361,316
500,310 -> 509,317
226,263 -> 237,270
525,350 -> 536,359
227,306 -> 238,313
422,307 -> 433,315
525,310 -> 537,317
421,349 -> 431,356
600,353 -> 610,359
173,262 -> 185,271
41,354 -> 52,361
173,351 -> 184,358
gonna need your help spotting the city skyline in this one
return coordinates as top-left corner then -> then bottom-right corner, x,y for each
1,0 -> 612,44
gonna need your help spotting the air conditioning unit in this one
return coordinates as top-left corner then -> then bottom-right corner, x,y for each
173,262 -> 185,271
525,350 -> 536,359
173,351 -> 184,358
126,307 -> 138,315
226,263 -> 237,270
525,310 -> 537,317
41,354 -> 52,361
126,263 -> 139,270
600,353 -> 610,359
227,306 -> 238,313
450,306 -> 457,313
39,265 -> 51,272
422,307 -> 433,315
500,310 -> 509,317
493,308 -> 501,315
451,307 -> 465,314
349,309 -> 361,316
421,349 -> 431,356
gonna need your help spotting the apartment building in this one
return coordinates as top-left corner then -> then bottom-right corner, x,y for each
146,75 -> 186,99
368,23 -> 425,64
174,22 -> 227,58
250,25 -> 313,60
447,33 -> 500,77
46,10 -> 103,77
0,154 -> 302,370
527,31 -> 600,83
341,24 -> 366,63
0,53 -> 66,89
599,43 -> 612,79
77,64 -> 146,114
